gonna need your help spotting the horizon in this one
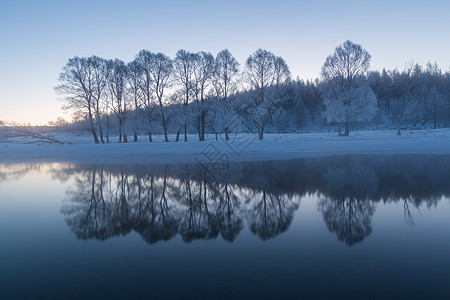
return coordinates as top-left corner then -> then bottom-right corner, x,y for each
1,0 -> 450,125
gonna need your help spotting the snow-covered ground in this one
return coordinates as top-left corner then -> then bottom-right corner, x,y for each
0,129 -> 449,164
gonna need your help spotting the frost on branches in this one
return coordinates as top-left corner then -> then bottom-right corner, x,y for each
322,79 -> 378,134
321,41 -> 377,136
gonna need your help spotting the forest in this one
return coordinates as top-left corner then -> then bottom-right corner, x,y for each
54,41 -> 450,143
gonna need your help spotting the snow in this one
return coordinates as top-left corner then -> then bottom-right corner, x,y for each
0,129 -> 449,164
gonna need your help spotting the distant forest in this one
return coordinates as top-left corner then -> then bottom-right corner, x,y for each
55,41 -> 450,143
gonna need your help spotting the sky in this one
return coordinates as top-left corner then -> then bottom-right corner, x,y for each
1,0 -> 450,124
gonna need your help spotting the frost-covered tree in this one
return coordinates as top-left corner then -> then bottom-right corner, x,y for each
368,68 -> 393,113
56,57 -> 103,143
211,49 -> 240,140
424,62 -> 447,129
169,92 -> 187,142
191,51 -> 215,141
147,52 -> 173,142
444,71 -> 450,124
300,79 -> 322,125
391,62 -> 423,135
89,56 -> 110,143
245,49 -> 290,140
321,41 -> 377,135
322,79 -> 377,133
107,59 -> 129,143
127,60 -> 144,142
280,79 -> 306,131
135,50 -> 156,142
174,50 -> 197,142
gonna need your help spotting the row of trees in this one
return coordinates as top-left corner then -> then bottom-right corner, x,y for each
56,48 -> 290,143
56,41 -> 450,143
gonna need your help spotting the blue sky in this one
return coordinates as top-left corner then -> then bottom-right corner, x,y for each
1,0 -> 449,124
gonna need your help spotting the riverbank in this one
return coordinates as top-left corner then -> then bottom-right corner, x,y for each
1,129 -> 449,164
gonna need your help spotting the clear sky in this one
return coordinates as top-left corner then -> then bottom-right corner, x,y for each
1,0 -> 449,124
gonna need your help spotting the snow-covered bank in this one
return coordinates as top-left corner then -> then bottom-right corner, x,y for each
0,129 -> 449,164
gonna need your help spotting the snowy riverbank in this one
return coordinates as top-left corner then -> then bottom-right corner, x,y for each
1,129 -> 449,164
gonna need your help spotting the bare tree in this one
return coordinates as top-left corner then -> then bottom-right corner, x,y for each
191,51 -> 215,141
174,49 -> 196,142
321,41 -> 376,136
56,57 -> 100,143
127,61 -> 143,142
135,50 -> 155,142
147,52 -> 173,142
212,49 -> 240,140
245,49 -> 290,140
108,59 -> 129,142
89,56 -> 110,143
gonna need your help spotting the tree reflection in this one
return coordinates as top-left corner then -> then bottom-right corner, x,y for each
402,198 -> 416,227
317,166 -> 377,246
52,154 -> 450,246
216,183 -> 243,242
178,171 -> 220,242
318,198 -> 375,246
134,171 -> 179,244
246,190 -> 299,240
0,163 -> 43,183
61,166 -> 115,240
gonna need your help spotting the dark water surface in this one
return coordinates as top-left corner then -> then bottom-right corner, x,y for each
1,155 -> 450,299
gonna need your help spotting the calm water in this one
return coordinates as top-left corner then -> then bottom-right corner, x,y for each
1,155 -> 450,299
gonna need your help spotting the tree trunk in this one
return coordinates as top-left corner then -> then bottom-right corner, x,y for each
161,114 -> 168,142
148,131 -> 152,142
434,109 -> 437,129
176,130 -> 180,142
98,115 -> 105,144
197,117 -> 202,141
134,97 -> 139,142
215,132 -> 218,141
118,119 -> 122,143
225,127 -> 229,141
99,126 -> 105,143
344,121 -> 349,136
184,123 -> 187,142
106,115 -> 110,144
123,134 -> 128,143
88,112 -> 100,144
201,111 -> 206,141
259,125 -> 265,140
91,129 -> 100,144
397,115 -> 401,136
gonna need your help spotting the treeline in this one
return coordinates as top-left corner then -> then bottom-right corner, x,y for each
367,61 -> 450,132
55,41 -> 450,143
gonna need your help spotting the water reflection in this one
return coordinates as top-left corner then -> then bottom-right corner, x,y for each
0,163 -> 42,182
59,164 -> 299,244
2,155 -> 449,246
